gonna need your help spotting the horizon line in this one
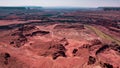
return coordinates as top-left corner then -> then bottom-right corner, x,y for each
0,6 -> 120,8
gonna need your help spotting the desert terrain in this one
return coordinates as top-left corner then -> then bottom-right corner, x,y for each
0,7 -> 120,68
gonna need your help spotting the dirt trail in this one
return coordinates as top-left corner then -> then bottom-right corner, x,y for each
85,25 -> 120,45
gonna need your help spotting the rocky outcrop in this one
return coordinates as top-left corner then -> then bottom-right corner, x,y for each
70,39 -> 120,68
0,52 -> 11,65
10,25 -> 50,48
10,34 -> 27,48
18,25 -> 36,32
95,44 -> 109,55
87,56 -> 96,65
34,38 -> 69,60
0,52 -> 29,68
100,62 -> 113,68
43,43 -> 67,60
31,30 -> 50,36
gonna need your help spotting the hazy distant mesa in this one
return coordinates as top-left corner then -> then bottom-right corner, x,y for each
0,6 -> 120,11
